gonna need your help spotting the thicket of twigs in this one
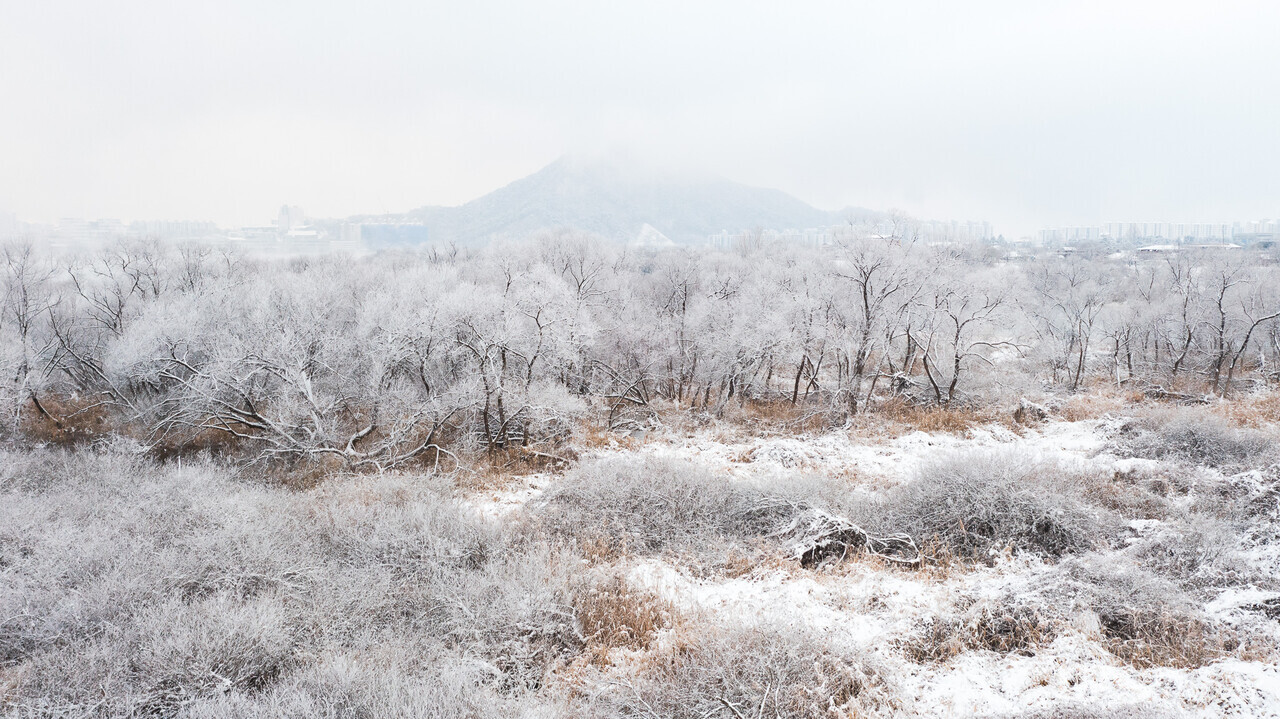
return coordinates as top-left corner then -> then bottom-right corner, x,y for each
3,237 -> 1279,717
2,235 -> 1278,470
4,434 -> 1276,716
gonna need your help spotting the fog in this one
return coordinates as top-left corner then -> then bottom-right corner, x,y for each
2,1 -> 1278,236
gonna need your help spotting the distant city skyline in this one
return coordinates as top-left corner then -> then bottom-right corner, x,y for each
1039,219 -> 1280,245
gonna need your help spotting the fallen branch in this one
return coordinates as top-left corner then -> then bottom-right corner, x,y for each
764,503 -> 921,567
1142,385 -> 1210,405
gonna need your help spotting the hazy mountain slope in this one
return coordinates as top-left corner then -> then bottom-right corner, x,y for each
397,158 -> 851,246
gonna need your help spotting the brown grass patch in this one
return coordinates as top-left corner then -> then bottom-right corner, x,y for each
576,532 -> 630,565
721,544 -> 803,579
1060,389 -> 1141,422
1210,391 -> 1280,429
906,600 -> 1061,663
1077,468 -> 1172,520
19,393 -> 111,447
573,569 -> 679,659
874,398 -> 993,434
265,454 -> 347,490
1097,607 -> 1268,669
724,398 -> 835,434
468,445 -> 578,486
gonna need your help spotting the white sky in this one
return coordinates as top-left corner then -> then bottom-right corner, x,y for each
2,0 -> 1278,237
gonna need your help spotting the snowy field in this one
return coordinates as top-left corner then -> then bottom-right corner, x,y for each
468,414 -> 1280,718
4,408 -> 1278,717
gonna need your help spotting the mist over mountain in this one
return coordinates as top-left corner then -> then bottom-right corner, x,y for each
367,157 -> 870,246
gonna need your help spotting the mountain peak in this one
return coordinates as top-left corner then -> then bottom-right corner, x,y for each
393,159 -> 845,247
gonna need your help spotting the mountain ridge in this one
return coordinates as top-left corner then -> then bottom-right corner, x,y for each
355,157 -> 873,246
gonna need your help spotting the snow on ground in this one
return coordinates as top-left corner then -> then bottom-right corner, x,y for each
578,416 -> 1121,486
461,472 -> 554,521
466,417 -> 1127,518
462,417 -> 1280,717
910,648 -> 1280,718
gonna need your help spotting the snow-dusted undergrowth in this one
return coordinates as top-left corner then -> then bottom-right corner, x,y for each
4,412 -> 1278,717
484,414 -> 1280,717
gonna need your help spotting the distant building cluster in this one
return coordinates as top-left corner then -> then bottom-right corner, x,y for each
0,206 -> 411,256
901,219 -> 995,243
706,218 -> 995,250
1039,226 -> 1101,244
7,218 -> 221,247
1103,222 -> 1234,241
1039,220 -> 1279,246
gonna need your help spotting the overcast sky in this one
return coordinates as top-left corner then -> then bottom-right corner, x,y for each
2,1 -> 1278,237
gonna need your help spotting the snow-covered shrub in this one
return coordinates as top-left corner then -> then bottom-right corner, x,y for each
530,456 -> 796,558
588,621 -> 900,719
1112,410 -> 1277,470
1127,517 -> 1253,593
870,450 -> 1115,559
182,655 -> 518,719
0,449 -> 583,714
1038,557 -> 1252,669
905,593 -> 1061,662
529,455 -> 887,567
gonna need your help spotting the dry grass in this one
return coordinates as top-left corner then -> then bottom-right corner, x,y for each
586,621 -> 901,719
461,445 -> 578,491
576,422 -> 644,451
572,569 -> 679,655
719,398 -> 838,434
18,393 -> 112,447
1094,605 -> 1272,669
1210,390 -> 1280,429
905,597 -> 1061,663
1059,388 -> 1144,422
1076,467 -> 1175,521
1042,557 -> 1270,670
262,454 -> 348,490
574,531 -> 632,566
874,397 -> 992,434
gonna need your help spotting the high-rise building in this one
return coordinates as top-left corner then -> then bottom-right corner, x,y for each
277,205 -> 306,234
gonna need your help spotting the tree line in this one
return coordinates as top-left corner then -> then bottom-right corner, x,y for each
3,232 -> 1278,468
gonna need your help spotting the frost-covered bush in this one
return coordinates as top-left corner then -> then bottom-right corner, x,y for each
182,656 -> 523,719
530,456 -> 795,556
0,448 -> 582,715
870,450 -> 1115,559
1036,557 -> 1248,668
529,455 -> 871,565
1112,411 -> 1277,470
586,621 -> 901,719
905,593 -> 1061,662
1127,517 -> 1254,593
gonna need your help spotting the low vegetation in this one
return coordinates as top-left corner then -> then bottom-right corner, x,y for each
582,622 -> 902,719
0,450 -> 581,715
3,240 -> 1279,716
868,451 -> 1116,560
1111,411 -> 1277,470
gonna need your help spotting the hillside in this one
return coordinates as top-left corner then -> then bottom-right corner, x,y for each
376,157 -> 863,246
